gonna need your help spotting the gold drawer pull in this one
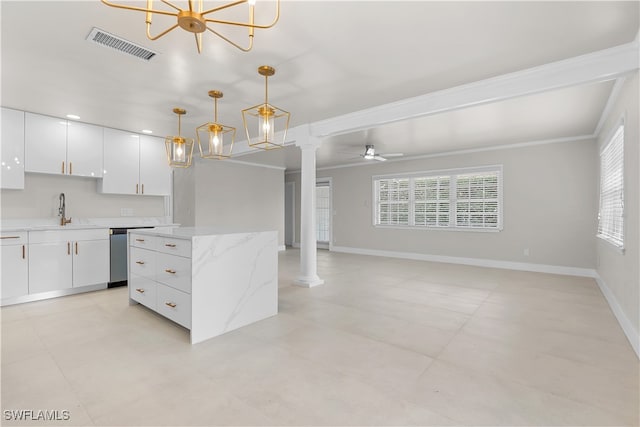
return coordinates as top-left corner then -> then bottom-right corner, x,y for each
165,269 -> 176,274
165,243 -> 177,248
135,261 -> 145,265
135,238 -> 145,242
165,302 -> 177,308
0,236 -> 20,239
135,288 -> 145,294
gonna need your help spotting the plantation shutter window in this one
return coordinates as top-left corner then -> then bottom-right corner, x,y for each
455,172 -> 500,228
376,178 -> 410,226
374,166 -> 501,230
598,125 -> 624,249
414,176 -> 450,227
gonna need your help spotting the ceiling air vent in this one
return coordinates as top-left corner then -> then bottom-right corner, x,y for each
86,27 -> 158,61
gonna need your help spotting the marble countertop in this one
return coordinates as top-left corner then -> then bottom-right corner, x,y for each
1,217 -> 179,232
131,226 -> 277,239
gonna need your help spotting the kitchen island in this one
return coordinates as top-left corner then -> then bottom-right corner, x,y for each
128,227 -> 278,344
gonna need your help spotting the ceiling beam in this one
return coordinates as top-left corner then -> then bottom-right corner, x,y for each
309,39 -> 639,138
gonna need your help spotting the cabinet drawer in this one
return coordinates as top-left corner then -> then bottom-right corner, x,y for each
129,233 -> 158,250
156,283 -> 191,329
0,231 -> 27,246
129,247 -> 156,279
156,253 -> 191,293
129,275 -> 157,310
158,237 -> 191,258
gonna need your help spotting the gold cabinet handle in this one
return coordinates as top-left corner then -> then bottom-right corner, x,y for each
22,245 -> 25,259
141,184 -> 144,194
135,238 -> 145,242
75,242 -> 78,255
0,236 -> 20,239
135,261 -> 145,265
136,183 -> 139,194
135,288 -> 145,294
61,161 -> 65,174
165,302 -> 177,308
165,269 -> 176,274
165,243 -> 176,248
67,242 -> 71,255
69,162 -> 73,175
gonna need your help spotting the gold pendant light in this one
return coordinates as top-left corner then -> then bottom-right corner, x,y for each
242,65 -> 290,150
196,91 -> 236,160
165,108 -> 194,168
100,0 -> 280,54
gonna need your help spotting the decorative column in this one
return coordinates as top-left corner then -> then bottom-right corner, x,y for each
295,130 -> 324,288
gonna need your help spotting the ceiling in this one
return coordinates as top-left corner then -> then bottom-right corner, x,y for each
2,1 -> 638,171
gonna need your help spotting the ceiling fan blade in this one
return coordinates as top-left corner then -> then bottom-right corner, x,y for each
380,153 -> 403,157
374,156 -> 387,161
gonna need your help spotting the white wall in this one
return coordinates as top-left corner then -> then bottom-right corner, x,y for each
173,159 -> 285,247
1,173 -> 165,219
596,72 -> 639,355
287,139 -> 598,269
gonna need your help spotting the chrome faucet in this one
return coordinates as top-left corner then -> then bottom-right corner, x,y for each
58,193 -> 72,226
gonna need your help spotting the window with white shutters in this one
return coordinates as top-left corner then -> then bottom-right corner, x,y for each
414,176 -> 450,227
598,124 -> 624,249
373,166 -> 502,230
455,173 -> 499,229
316,183 -> 331,243
375,178 -> 410,226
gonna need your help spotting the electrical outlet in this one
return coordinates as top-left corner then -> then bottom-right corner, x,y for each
121,208 -> 134,217
523,248 -> 530,256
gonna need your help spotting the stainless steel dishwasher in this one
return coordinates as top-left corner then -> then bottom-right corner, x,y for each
109,227 -> 153,288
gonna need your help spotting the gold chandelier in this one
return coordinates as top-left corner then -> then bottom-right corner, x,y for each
196,91 -> 236,160
242,65 -> 290,150
165,108 -> 194,168
100,0 -> 280,53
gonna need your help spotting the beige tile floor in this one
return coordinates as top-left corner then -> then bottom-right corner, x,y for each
1,249 -> 638,426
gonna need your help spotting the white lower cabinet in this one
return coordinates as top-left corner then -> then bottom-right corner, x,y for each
27,229 -> 109,296
72,239 -> 109,287
129,275 -> 157,310
1,232 -> 29,299
28,241 -> 73,294
156,283 -> 191,329
129,232 -> 192,330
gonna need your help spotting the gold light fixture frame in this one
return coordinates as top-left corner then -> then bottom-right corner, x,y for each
101,0 -> 280,53
242,65 -> 290,150
196,90 -> 236,160
165,108 -> 195,168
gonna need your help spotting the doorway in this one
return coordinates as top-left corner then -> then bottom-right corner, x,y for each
284,181 -> 295,247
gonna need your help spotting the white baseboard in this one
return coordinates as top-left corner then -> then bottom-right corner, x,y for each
594,274 -> 640,359
278,245 -> 286,252
330,245 -> 596,278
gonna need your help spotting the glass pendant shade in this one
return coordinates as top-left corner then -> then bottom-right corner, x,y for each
197,91 -> 236,159
242,65 -> 290,150
165,108 -> 194,168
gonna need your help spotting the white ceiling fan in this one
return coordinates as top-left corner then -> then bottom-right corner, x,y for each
361,144 -> 403,161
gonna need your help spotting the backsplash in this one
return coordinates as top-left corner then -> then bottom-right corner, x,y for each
1,173 -> 167,220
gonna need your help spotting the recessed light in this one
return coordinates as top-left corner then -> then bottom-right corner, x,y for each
66,114 -> 80,120
142,129 -> 153,134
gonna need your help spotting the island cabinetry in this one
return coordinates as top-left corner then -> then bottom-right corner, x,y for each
1,107 -> 25,189
1,231 -> 28,299
128,228 -> 278,344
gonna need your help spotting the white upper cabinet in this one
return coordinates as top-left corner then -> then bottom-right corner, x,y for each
25,112 -> 67,175
67,122 -> 103,177
101,128 -> 141,195
1,107 -> 25,189
100,131 -> 172,196
25,112 -> 103,178
139,135 -> 171,196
